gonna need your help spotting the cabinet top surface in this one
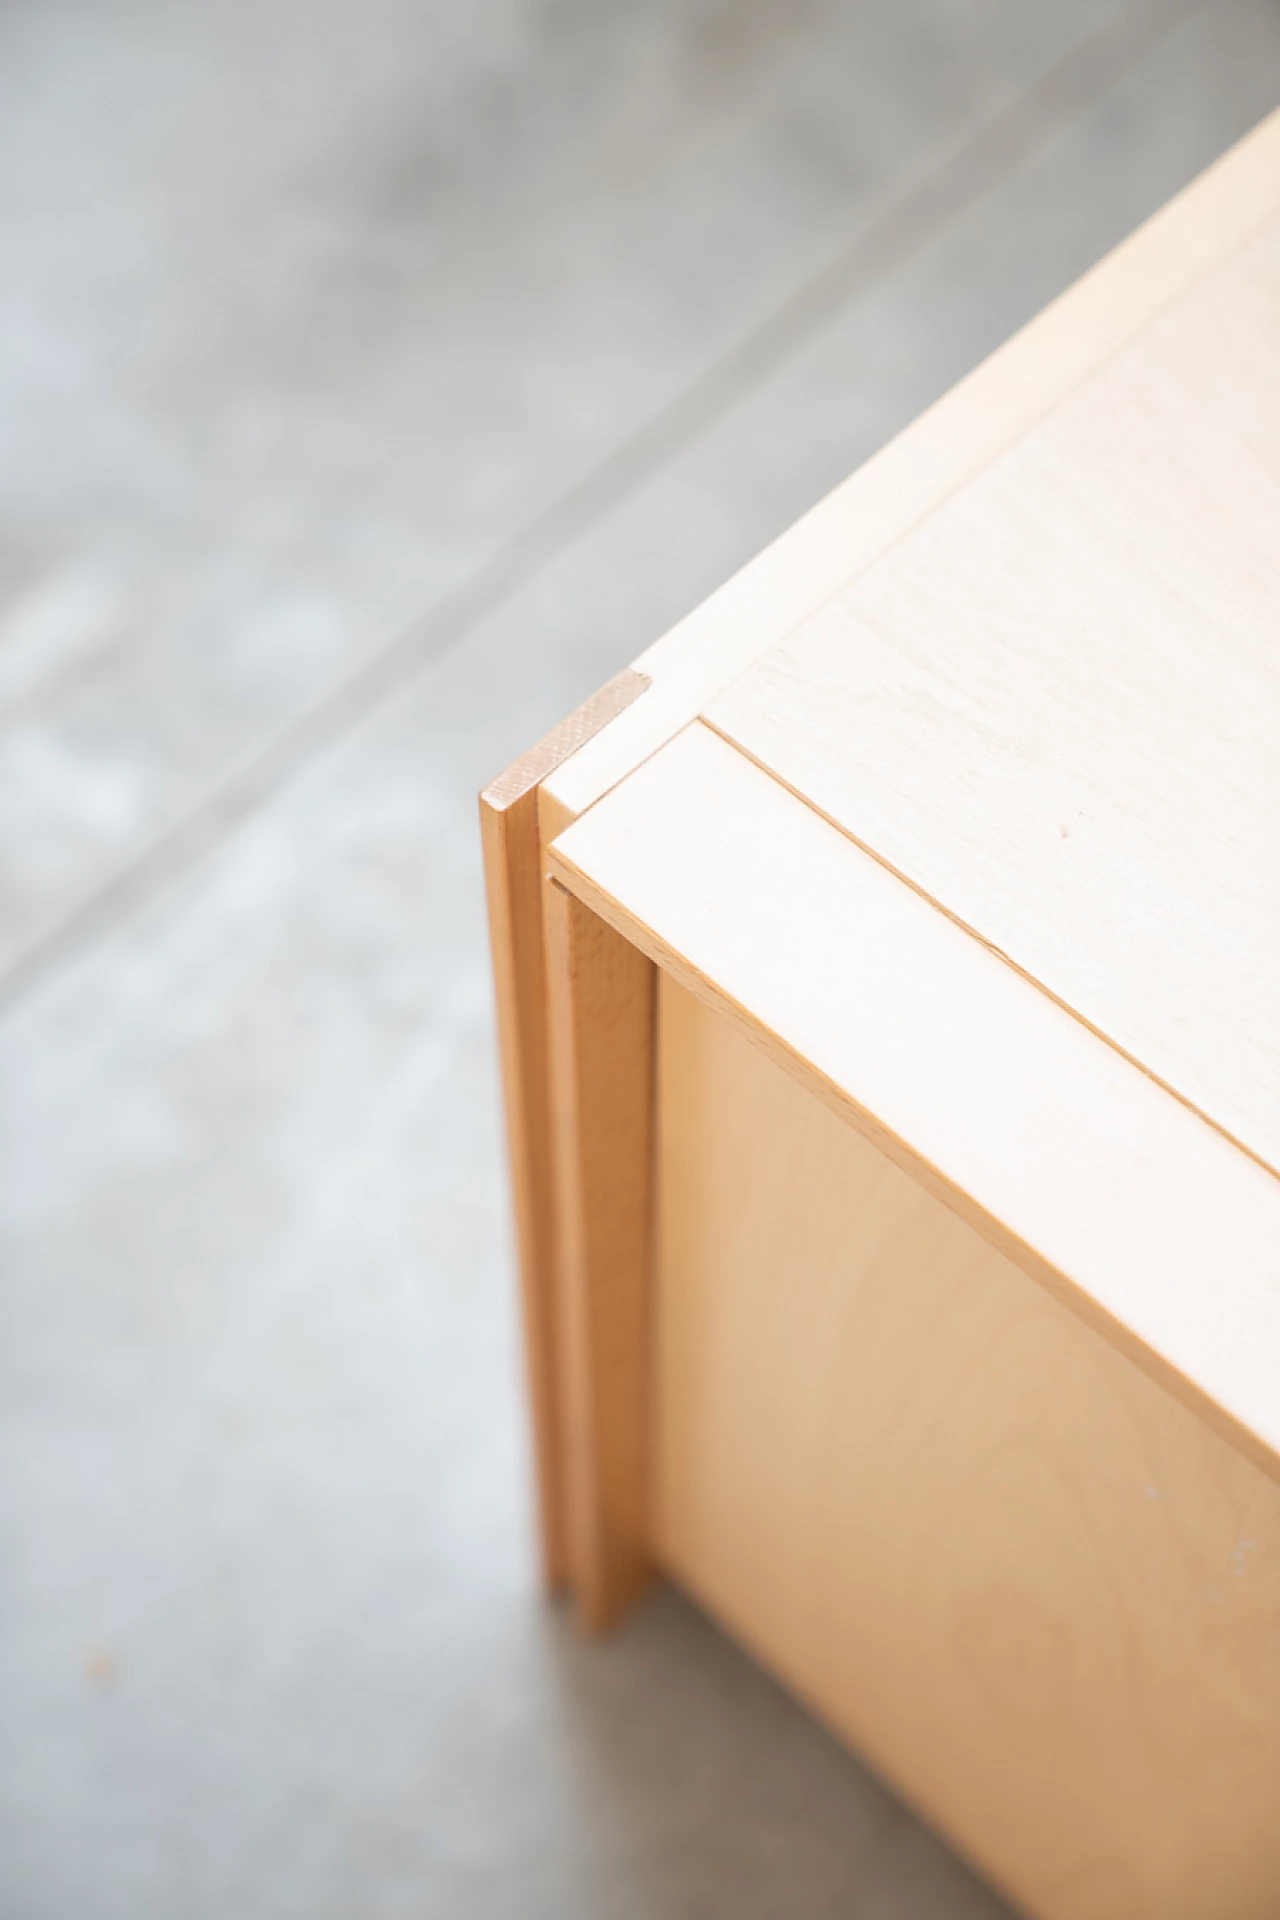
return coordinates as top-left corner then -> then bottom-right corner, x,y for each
707,209 -> 1280,1179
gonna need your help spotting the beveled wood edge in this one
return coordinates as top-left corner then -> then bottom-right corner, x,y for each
547,722 -> 1280,1493
479,668 -> 650,1594
540,105 -> 1280,831
482,669 -> 650,812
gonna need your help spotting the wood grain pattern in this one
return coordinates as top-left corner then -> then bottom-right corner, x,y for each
708,209 -> 1280,1178
548,721 -> 1280,1486
541,105 -> 1280,831
655,974 -> 1280,1920
495,108 -> 1280,1587
544,880 -> 655,1629
487,108 -> 1280,1912
479,668 -> 648,1588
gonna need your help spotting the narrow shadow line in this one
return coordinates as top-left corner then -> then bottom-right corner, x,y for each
0,0 -> 1200,1021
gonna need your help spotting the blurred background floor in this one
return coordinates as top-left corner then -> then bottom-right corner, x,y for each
1,3 -> 1278,1915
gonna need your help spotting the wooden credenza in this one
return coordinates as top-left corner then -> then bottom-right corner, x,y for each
480,109 -> 1280,1920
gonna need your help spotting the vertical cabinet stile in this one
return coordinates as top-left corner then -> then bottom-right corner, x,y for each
544,879 -> 656,1630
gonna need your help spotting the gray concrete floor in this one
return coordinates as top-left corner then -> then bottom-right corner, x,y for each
1,2 -> 1278,1915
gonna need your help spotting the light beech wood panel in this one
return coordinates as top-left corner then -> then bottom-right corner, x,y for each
708,208 -> 1280,1177
654,975 -> 1280,1920
547,722 -> 1280,1484
480,669 -> 648,1587
541,106 -> 1280,834
544,881 -> 655,1629
488,109 -> 1280,1588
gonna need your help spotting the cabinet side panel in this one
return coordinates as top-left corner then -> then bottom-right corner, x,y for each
654,975 -> 1280,1920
